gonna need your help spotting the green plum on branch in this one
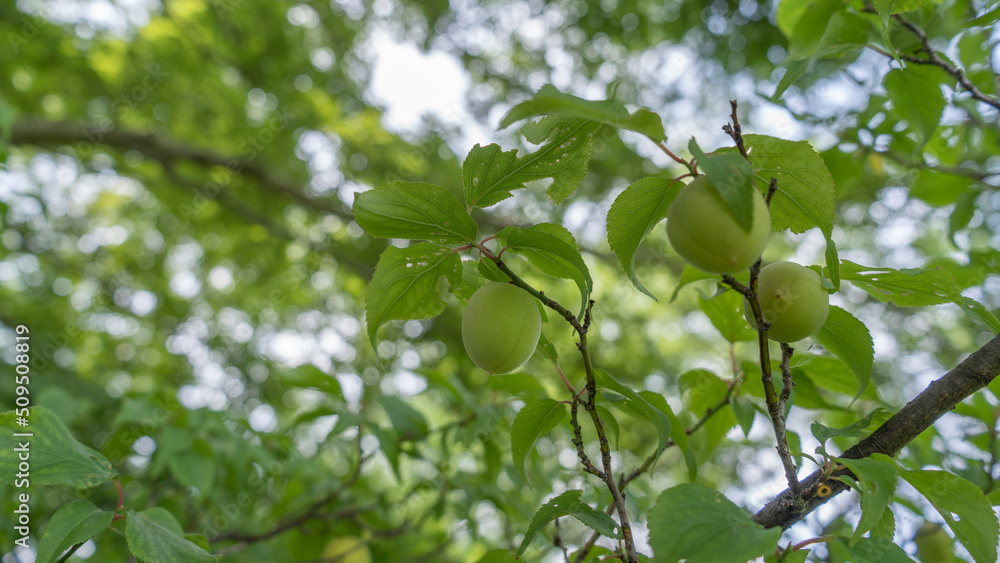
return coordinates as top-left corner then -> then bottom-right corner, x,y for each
745,261 -> 830,343
462,282 -> 542,374
666,175 -> 770,274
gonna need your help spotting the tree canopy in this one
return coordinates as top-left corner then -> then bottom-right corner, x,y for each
1,0 -> 999,562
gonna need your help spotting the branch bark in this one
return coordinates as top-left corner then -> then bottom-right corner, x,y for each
753,333 -> 1000,530
9,119 -> 353,220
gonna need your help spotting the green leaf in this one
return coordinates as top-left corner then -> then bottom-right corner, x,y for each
741,135 -> 837,238
0,406 -> 116,489
168,445 -> 215,494
874,0 -> 933,16
776,0 -> 810,37
515,490 -> 622,557
476,549 -> 518,563
839,260 -> 962,307
775,1 -> 867,96
125,508 -> 220,562
793,355 -> 881,403
497,223 -> 592,317
730,395 -> 756,437
280,364 -> 342,398
775,550 -> 810,563
689,139 -> 756,232
899,467 -> 999,563
884,67 -> 946,144
477,254 -> 510,282
785,0 -> 844,60
648,483 -> 781,563
813,11 -> 869,58
536,332 -> 558,362
909,170 -> 975,207
871,505 -> 896,539
825,238 -> 841,290
699,288 -> 757,343
670,265 -> 720,302
365,243 -> 462,343
511,398 -> 567,481
376,395 -> 429,440
36,500 -> 115,563
606,177 -> 684,300
595,369 -> 670,460
774,58 -> 812,98
811,408 -> 888,445
464,118 -> 598,208
970,6 -> 1000,26
815,306 -> 874,402
837,536 -> 917,562
639,390 -> 698,481
679,369 -> 728,414
352,181 -> 478,244
500,84 -> 665,141
183,534 -> 211,552
837,455 -> 899,542
949,189 -> 978,245
373,427 -> 402,479
958,297 -> 1000,334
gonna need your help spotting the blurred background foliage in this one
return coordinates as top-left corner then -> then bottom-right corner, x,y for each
0,0 -> 998,561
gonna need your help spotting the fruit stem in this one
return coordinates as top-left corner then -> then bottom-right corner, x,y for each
553,360 -> 577,396
114,477 -> 124,511
654,140 -> 689,167
787,535 -> 837,554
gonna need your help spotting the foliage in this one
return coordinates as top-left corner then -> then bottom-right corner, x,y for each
0,0 -> 999,562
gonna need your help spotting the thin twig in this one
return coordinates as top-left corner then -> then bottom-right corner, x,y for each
573,381 -> 740,563
486,256 -> 637,563
578,328 -> 638,563
765,177 -> 778,205
554,518 -> 570,563
722,100 -> 749,159
211,435 -> 372,544
892,15 -> 1000,111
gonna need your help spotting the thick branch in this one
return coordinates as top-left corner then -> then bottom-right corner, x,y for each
9,119 -> 353,220
570,401 -> 604,478
754,333 -> 1000,530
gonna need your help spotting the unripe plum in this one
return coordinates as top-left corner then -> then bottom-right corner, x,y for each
666,176 -> 771,273
322,536 -> 372,563
744,261 -> 830,343
462,282 -> 541,374
914,523 -> 955,563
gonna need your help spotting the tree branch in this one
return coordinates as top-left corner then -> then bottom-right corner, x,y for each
753,333 -> 1000,530
892,15 -> 1000,112
9,119 -> 354,220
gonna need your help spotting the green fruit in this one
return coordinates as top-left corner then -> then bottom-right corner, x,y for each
914,523 -> 954,563
666,175 -> 771,273
322,537 -> 372,563
462,282 -> 541,374
744,261 -> 830,343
